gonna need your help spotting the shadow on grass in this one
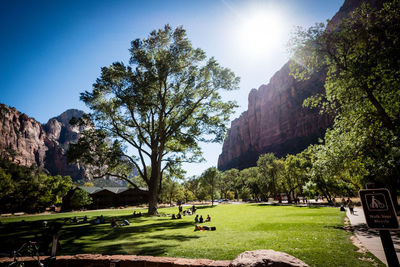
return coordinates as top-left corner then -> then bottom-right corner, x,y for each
0,215 -> 197,256
251,203 -> 323,209
194,205 -> 217,210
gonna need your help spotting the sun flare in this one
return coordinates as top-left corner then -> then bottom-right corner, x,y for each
236,9 -> 286,59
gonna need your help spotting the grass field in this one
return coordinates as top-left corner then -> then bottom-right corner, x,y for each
0,204 -> 383,267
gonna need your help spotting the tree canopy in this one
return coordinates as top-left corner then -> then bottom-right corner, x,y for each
68,25 -> 239,214
289,1 -> 400,208
0,158 -> 72,213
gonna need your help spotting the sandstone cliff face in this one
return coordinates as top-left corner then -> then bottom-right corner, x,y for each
218,63 -> 332,171
218,0 -> 384,171
0,104 -> 47,167
0,103 -> 88,180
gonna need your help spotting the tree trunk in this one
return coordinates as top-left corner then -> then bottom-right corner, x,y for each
147,158 -> 161,215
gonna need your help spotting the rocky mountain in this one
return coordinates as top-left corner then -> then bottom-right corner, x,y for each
218,0 -> 384,171
218,63 -> 332,171
0,103 -> 89,179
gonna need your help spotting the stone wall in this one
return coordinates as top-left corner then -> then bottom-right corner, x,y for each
0,249 -> 309,267
0,254 -> 230,267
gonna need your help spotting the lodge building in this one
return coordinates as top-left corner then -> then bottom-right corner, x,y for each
79,186 -> 148,209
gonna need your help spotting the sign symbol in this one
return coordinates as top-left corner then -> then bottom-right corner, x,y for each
370,196 -> 385,209
365,193 -> 388,211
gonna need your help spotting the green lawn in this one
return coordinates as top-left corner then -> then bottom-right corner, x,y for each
0,204 -> 383,267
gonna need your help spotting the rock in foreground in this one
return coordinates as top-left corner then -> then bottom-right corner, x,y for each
230,250 -> 309,267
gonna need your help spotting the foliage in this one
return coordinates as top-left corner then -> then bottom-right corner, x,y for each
0,158 -> 72,213
159,177 -> 185,205
219,168 -> 238,199
302,180 -> 317,199
280,153 -> 311,203
200,167 -> 221,206
183,176 -> 206,201
289,1 -> 400,208
68,25 -> 239,214
70,188 -> 93,209
239,167 -> 260,200
257,153 -> 283,200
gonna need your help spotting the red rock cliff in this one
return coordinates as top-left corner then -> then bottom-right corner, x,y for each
0,103 -> 89,179
218,63 -> 332,171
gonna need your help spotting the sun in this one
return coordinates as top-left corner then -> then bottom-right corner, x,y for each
236,9 -> 286,59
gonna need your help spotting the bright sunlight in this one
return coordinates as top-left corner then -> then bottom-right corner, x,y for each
235,8 -> 288,59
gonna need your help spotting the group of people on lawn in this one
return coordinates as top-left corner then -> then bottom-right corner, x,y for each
171,205 -> 197,219
170,205 -> 214,231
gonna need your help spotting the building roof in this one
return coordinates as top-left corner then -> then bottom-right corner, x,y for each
79,186 -> 129,195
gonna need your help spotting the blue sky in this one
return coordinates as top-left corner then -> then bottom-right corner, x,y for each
0,0 -> 343,176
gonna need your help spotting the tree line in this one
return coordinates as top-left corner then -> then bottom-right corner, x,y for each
0,157 -> 92,213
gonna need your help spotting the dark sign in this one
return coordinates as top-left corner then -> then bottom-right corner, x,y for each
359,188 -> 399,230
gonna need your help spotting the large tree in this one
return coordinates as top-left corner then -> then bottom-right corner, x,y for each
257,153 -> 283,201
200,167 -> 221,206
289,1 -> 400,208
68,25 -> 239,214
280,153 -> 310,203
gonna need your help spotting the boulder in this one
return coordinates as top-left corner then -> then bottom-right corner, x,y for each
230,250 -> 309,267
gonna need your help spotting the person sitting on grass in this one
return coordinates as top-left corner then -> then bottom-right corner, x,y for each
120,219 -> 130,226
199,215 -> 204,223
205,215 -> 211,222
194,215 -> 199,223
177,213 -> 182,219
171,214 -> 176,220
92,217 -> 100,225
111,219 -> 118,228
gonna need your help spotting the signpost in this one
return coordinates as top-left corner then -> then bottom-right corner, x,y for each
359,188 -> 399,266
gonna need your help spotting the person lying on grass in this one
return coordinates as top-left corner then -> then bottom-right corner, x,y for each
194,225 -> 216,231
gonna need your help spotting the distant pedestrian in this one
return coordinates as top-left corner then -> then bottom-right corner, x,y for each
348,200 -> 354,215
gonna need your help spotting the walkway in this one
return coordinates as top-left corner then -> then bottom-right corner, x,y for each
346,207 -> 400,266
